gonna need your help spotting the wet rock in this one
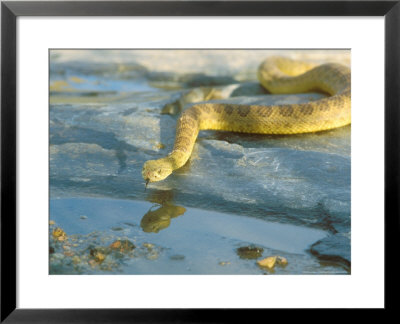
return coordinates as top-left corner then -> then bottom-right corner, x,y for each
310,234 -> 351,270
109,240 -> 136,253
276,256 -> 288,266
170,254 -> 185,261
257,256 -> 277,269
52,227 -> 67,241
89,247 -> 108,263
257,255 -> 288,270
94,252 -> 106,263
141,243 -> 160,260
236,245 -> 264,259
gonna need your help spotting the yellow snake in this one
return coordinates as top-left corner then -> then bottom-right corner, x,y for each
142,56 -> 351,184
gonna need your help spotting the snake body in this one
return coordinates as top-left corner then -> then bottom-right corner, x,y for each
142,57 -> 351,183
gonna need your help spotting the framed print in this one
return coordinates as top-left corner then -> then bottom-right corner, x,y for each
1,0 -> 399,322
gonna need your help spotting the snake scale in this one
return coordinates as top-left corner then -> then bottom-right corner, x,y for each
142,56 -> 351,184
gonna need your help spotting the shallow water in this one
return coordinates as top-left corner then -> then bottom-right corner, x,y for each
49,50 -> 351,274
50,197 -> 348,275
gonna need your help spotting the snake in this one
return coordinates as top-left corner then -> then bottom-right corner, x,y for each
142,56 -> 351,184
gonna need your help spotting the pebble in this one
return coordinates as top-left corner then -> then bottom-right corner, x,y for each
218,261 -> 231,266
88,259 -> 98,268
143,243 -> 154,249
276,256 -> 288,266
109,239 -> 136,253
154,142 -> 165,150
72,256 -> 81,264
52,227 -> 67,241
257,256 -> 277,269
257,255 -> 288,269
236,245 -> 264,259
94,252 -> 105,263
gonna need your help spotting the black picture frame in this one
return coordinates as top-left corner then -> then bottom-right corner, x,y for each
1,0 -> 399,322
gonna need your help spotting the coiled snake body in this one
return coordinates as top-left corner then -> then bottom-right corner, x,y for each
142,57 -> 351,184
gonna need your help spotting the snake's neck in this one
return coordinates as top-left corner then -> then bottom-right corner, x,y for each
162,150 -> 191,170
170,113 -> 200,167
154,109 -> 201,175
142,110 -> 200,183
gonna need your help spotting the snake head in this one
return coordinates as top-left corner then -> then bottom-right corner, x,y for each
142,159 -> 173,183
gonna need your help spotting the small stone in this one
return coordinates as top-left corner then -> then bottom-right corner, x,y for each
124,222 -> 136,227
52,227 -> 67,241
49,220 -> 55,225
143,243 -> 154,249
89,246 -> 109,263
218,261 -> 231,266
88,259 -> 98,268
72,256 -> 81,264
146,252 -> 159,260
80,215 -> 88,220
170,254 -> 185,261
109,240 -> 121,249
236,245 -> 264,259
154,142 -> 165,150
109,240 -> 135,253
276,256 -> 288,266
94,252 -> 105,263
52,227 -> 64,237
257,256 -> 277,269
52,253 -> 64,260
